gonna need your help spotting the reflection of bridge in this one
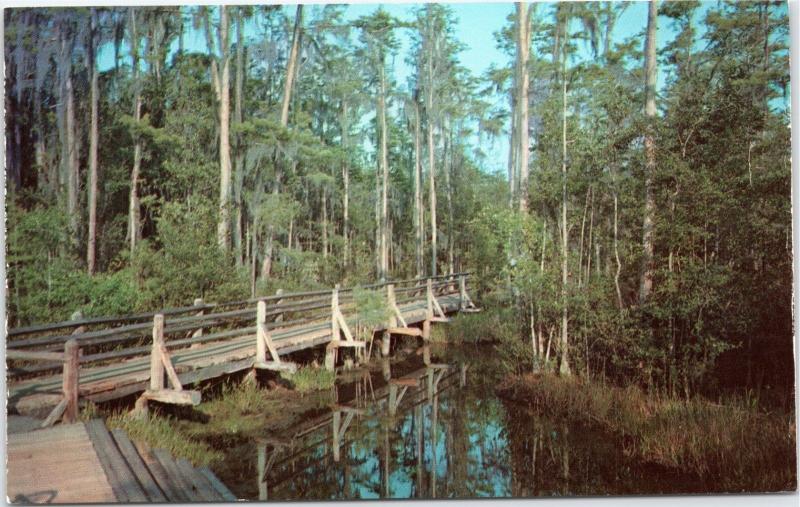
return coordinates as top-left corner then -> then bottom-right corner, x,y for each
7,274 -> 478,423
255,348 -> 468,500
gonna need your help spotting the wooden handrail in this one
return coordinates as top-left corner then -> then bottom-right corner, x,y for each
7,274 -> 472,381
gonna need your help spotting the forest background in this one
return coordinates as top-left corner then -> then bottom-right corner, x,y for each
2,0 -> 796,406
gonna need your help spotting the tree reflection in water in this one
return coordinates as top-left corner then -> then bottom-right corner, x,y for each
224,344 -> 703,500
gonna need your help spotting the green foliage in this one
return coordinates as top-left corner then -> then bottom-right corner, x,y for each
282,366 -> 336,393
131,199 -> 248,309
352,287 -> 391,329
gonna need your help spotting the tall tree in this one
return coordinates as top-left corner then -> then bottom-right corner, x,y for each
86,7 -> 99,274
516,2 -> 531,214
639,0 -> 658,304
355,9 -> 399,281
126,7 -> 143,255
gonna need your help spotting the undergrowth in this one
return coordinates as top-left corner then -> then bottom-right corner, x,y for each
283,366 -> 336,393
498,373 -> 797,492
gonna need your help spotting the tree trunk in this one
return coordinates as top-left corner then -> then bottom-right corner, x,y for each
322,188 -> 329,259
127,8 -> 142,256
414,96 -> 424,278
379,63 -> 390,280
508,93 -> 517,209
233,9 -> 246,265
559,27 -> 571,377
280,5 -> 303,127
639,0 -> 657,304
87,8 -> 99,274
613,189 -> 624,311
516,2 -> 531,213
577,186 -> 590,287
341,101 -> 351,268
444,121 -> 454,274
427,103 -> 437,276
217,6 -> 232,250
62,31 -> 79,251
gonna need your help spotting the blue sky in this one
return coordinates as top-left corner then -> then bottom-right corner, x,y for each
97,1 -> 726,174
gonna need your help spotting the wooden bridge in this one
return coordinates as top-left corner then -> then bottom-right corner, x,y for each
7,273 -> 478,425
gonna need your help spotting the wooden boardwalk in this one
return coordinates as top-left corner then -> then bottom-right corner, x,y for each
7,274 -> 478,422
7,419 -> 236,503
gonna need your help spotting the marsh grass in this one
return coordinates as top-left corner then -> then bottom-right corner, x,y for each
283,366 -> 336,393
499,373 -> 797,492
106,411 -> 222,466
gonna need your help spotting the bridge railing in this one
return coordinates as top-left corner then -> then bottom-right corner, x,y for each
7,273 -> 473,382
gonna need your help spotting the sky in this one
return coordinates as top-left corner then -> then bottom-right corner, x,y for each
95,1 -> 728,175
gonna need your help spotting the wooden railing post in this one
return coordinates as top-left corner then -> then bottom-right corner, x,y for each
459,275 -> 467,311
382,284 -> 397,357
150,314 -> 165,391
192,298 -> 204,338
422,278 -> 433,340
256,301 -> 267,364
62,339 -> 80,423
326,285 -> 340,371
274,288 -> 284,324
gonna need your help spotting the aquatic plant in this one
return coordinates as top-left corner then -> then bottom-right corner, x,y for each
498,373 -> 797,492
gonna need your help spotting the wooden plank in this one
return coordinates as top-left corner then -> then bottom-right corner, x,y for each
159,344 -> 183,391
254,360 -> 297,373
197,467 -> 238,501
390,378 -> 420,387
329,340 -> 366,348
40,397 -> 67,428
142,389 -> 201,405
110,429 -> 167,502
6,350 -> 65,361
175,457 -> 220,501
7,424 -> 116,504
387,327 -> 422,337
152,448 -> 204,502
133,442 -> 188,503
85,419 -> 148,502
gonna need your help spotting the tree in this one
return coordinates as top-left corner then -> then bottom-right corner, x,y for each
86,7 -> 100,274
126,7 -> 143,255
639,0 -> 658,304
515,2 -> 531,214
355,8 -> 399,281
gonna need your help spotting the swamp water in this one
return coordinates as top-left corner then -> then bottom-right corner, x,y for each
208,343 -> 704,500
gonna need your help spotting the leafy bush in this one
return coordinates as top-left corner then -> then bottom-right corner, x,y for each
131,199 -> 248,309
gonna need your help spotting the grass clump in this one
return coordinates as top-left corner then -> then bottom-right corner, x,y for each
499,373 -> 796,492
207,380 -> 273,415
106,411 -> 222,467
283,366 -> 336,393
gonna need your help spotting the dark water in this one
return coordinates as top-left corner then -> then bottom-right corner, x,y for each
212,343 -> 704,500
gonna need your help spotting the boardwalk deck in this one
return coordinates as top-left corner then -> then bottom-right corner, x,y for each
8,293 -> 463,417
6,419 -> 236,503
